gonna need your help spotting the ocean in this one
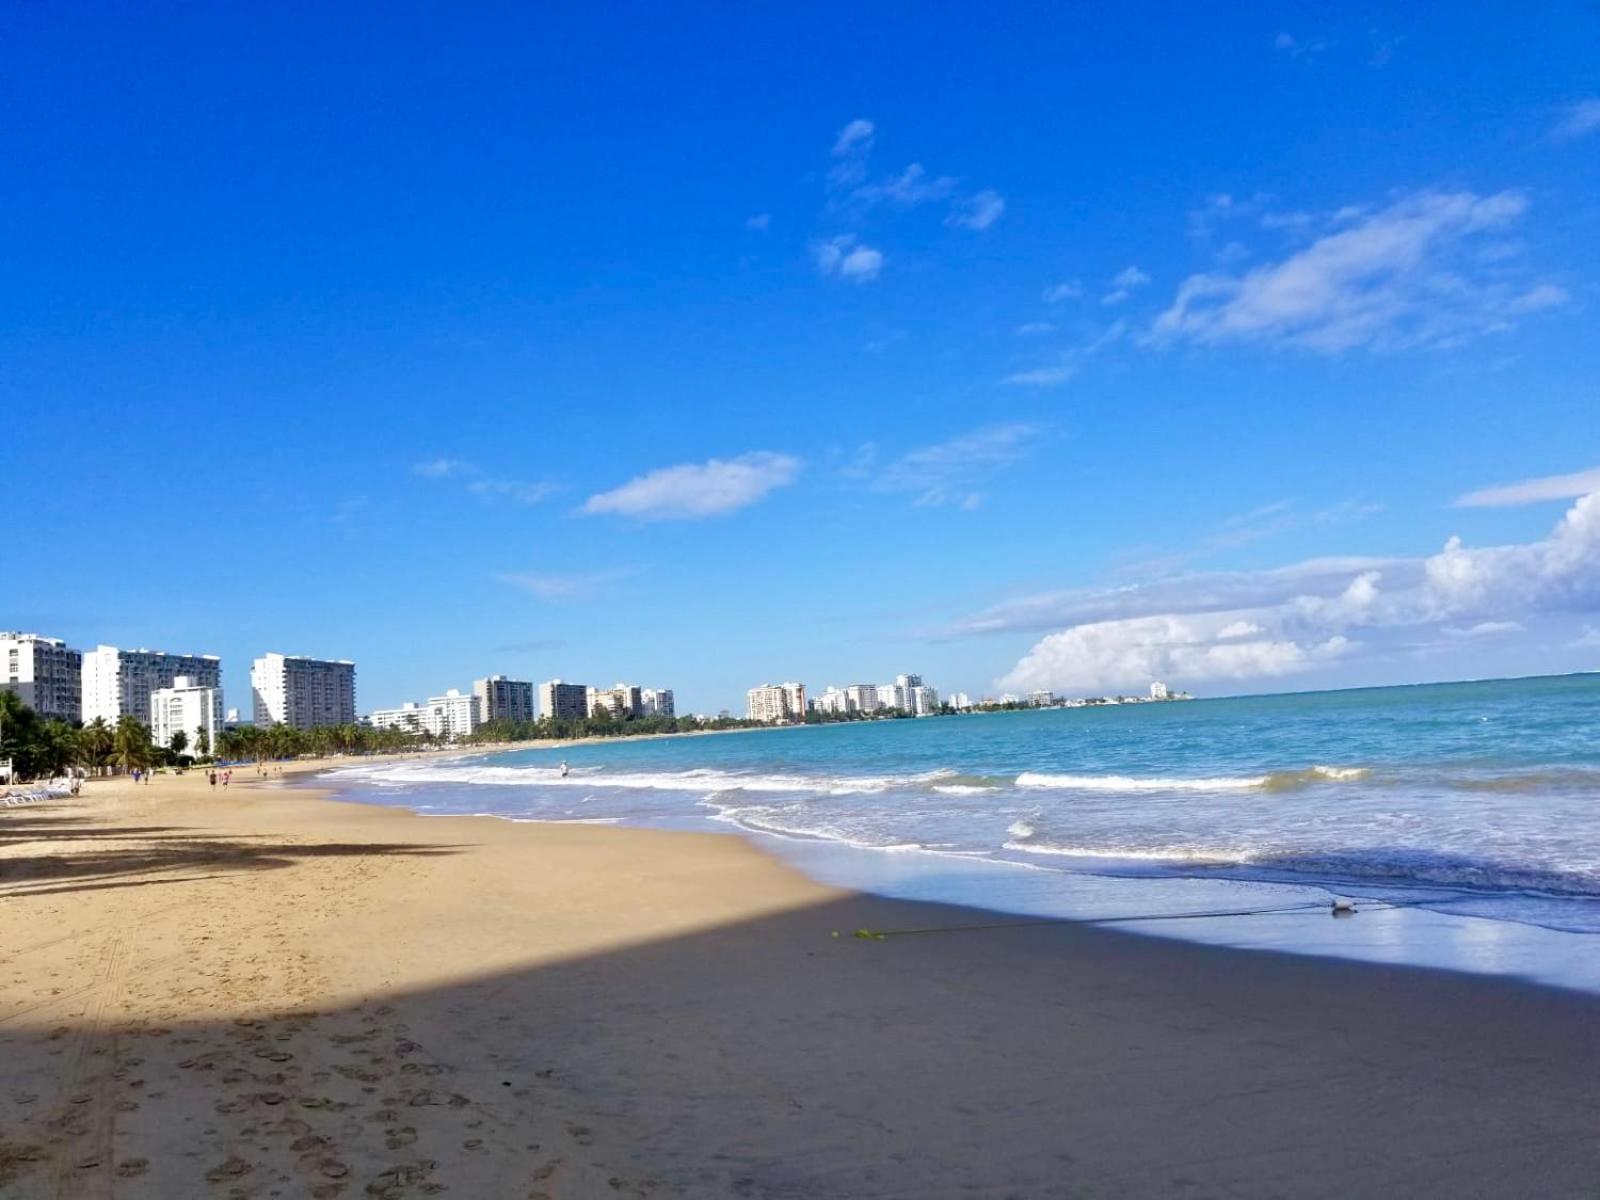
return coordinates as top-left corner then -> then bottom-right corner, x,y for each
321,673 -> 1600,992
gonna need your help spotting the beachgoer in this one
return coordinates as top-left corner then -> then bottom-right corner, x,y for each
222,770 -> 230,789
559,760 -> 569,778
208,770 -> 217,789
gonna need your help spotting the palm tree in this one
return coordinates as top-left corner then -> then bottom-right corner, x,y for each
113,715 -> 154,775
77,717 -> 114,775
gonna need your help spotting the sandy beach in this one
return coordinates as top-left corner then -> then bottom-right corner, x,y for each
4,764 -> 1599,1199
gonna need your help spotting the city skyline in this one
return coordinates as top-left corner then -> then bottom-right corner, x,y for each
6,5 -> 1599,713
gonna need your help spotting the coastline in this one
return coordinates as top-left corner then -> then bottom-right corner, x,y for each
4,768 -> 1599,1196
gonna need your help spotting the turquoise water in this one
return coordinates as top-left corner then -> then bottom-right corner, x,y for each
325,674 -> 1600,987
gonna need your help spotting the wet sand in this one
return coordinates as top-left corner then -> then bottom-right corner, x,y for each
3,763 -> 1598,1198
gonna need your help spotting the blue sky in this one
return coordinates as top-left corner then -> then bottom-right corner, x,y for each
6,2 -> 1600,714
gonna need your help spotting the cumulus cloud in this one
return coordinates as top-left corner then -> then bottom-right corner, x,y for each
1102,265 -> 1151,304
1151,189 -> 1563,352
948,189 -> 1006,231
832,118 -> 876,158
821,119 -> 1003,239
859,423 -> 1041,508
1043,281 -> 1083,302
1456,465 -> 1600,508
979,491 -> 1600,693
1552,99 -> 1600,142
582,452 -> 802,521
812,235 -> 884,282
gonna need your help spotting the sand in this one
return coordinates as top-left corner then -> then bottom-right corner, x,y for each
3,764 -> 1599,1198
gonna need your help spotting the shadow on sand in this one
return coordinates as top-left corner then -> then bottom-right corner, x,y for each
3,807 -> 1600,1197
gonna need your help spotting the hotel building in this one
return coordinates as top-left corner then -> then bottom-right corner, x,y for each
746,682 -> 806,723
82,644 -> 221,726
251,653 -> 356,730
640,687 -> 675,718
427,689 -> 480,739
587,683 -> 643,719
1,632 -> 83,721
538,679 -> 589,721
474,675 -> 534,725
149,676 -> 224,755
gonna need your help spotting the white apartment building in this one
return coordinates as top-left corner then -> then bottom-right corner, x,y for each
1150,681 -> 1170,701
251,653 -> 356,730
747,682 -> 806,723
1,632 -> 83,721
813,687 -> 849,715
587,683 -> 643,719
640,687 -> 675,718
845,684 -> 881,714
149,676 -> 224,755
877,683 -> 908,711
82,644 -> 221,727
427,689 -> 481,739
368,701 -> 429,733
947,692 -> 973,710
474,676 -> 534,724
539,679 -> 588,721
908,684 -> 940,715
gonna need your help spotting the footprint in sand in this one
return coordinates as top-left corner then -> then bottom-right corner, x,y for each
114,1157 -> 148,1178
384,1126 -> 418,1150
204,1156 -> 253,1182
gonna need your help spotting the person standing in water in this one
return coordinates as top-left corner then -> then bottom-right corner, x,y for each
559,760 -> 569,777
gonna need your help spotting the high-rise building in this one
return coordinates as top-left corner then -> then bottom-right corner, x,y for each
747,682 -> 806,723
908,684 -> 940,715
1150,681 -> 1169,701
813,687 -> 849,715
538,679 -> 588,721
474,675 -> 534,724
251,653 -> 356,730
0,632 -> 83,721
149,676 -> 224,755
367,701 -> 429,734
844,684 -> 881,714
82,644 -> 220,726
640,687 -> 675,718
587,683 -> 643,719
426,689 -> 480,739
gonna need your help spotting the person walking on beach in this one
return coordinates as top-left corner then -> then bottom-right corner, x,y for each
222,770 -> 230,789
208,770 -> 217,790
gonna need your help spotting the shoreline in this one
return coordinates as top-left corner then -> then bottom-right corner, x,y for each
4,768 -> 1600,1195
320,747 -> 1600,999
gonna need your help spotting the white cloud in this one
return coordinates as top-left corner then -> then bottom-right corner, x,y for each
1274,32 -> 1327,58
1001,614 -> 1350,694
978,491 -> 1600,693
412,458 -> 472,478
832,118 -> 875,158
1552,99 -> 1600,142
821,120 -> 1002,238
865,423 -> 1041,507
1102,264 -> 1151,305
1002,320 -> 1126,387
1003,364 -> 1078,386
812,235 -> 884,282
1456,465 -> 1600,508
1152,189 -> 1561,352
582,452 -> 802,521
467,479 -> 559,505
858,163 -> 957,207
1043,281 -> 1083,303
948,189 -> 1006,231
1441,620 -> 1524,639
745,213 -> 771,231
497,568 -> 637,602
